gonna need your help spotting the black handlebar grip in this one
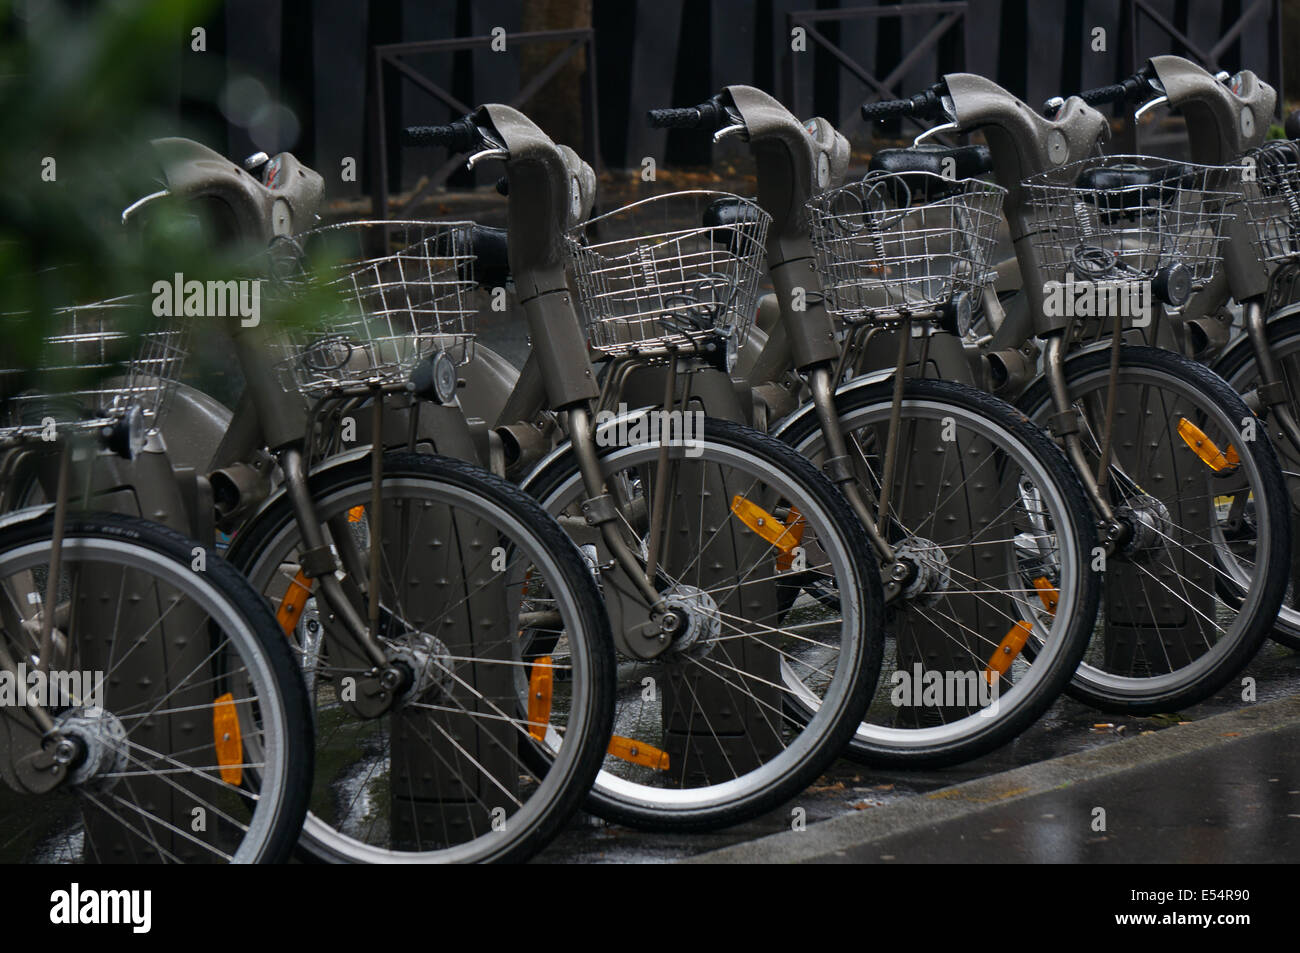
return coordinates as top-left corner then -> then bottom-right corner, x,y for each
861,99 -> 918,120
1078,83 -> 1131,107
647,107 -> 704,129
646,101 -> 727,131
403,117 -> 479,151
1046,70 -> 1155,117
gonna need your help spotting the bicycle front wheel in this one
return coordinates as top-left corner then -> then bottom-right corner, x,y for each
228,452 -> 615,863
1017,345 -> 1291,712
780,378 -> 1100,766
1211,308 -> 1300,649
526,416 -> 883,831
0,512 -> 312,863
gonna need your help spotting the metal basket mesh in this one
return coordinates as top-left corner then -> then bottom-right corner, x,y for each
1239,139 -> 1300,263
1020,155 -> 1239,297
805,171 -> 1006,324
565,191 -> 771,355
0,295 -> 186,441
272,220 -> 477,396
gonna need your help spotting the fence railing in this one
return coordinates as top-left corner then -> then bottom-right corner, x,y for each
369,28 -> 600,220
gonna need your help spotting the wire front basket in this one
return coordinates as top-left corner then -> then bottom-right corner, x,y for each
805,171 -> 1006,324
0,295 -> 186,443
1020,155 -> 1239,309
1239,139 -> 1300,263
565,191 -> 771,356
272,220 -> 477,396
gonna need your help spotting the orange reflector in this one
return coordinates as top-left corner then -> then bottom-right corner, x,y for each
1177,418 -> 1238,472
347,505 -> 366,522
275,569 -> 313,637
775,507 -> 806,572
984,621 -> 1032,686
213,693 -> 243,786
731,496 -> 802,554
1031,576 -> 1058,615
607,735 -> 670,771
527,656 -> 554,741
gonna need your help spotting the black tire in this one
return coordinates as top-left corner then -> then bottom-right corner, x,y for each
0,511 -> 313,864
525,416 -> 883,831
226,452 -> 615,863
779,378 -> 1100,766
1210,308 -> 1300,650
1017,345 -> 1290,713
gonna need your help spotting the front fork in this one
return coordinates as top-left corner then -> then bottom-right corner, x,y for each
1243,297 -> 1300,452
2,443 -> 84,792
804,351 -> 926,602
566,390 -> 682,661
276,388 -> 422,714
1041,332 -> 1127,552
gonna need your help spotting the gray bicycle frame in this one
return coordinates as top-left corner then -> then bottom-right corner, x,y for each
473,102 -> 716,661
707,85 -> 927,578
934,75 -> 1149,528
1124,57 -> 1300,452
45,140 -> 465,709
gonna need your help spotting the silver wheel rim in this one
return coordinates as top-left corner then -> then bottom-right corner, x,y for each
539,437 -> 864,813
241,476 -> 595,863
790,395 -> 1083,750
1030,362 -> 1272,698
0,530 -> 289,863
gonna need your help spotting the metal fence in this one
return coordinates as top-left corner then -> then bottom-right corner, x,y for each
159,0 -> 1284,195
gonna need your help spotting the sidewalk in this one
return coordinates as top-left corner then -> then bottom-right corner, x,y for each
687,694 -> 1300,863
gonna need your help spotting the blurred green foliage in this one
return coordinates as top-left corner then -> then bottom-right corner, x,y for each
0,0 -> 342,405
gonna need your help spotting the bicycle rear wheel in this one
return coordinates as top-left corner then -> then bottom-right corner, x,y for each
0,511 -> 312,863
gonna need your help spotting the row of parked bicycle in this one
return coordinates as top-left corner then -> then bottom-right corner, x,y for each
3,52 -> 1298,863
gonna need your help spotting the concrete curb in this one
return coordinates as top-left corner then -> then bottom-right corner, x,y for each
684,693 -> 1300,863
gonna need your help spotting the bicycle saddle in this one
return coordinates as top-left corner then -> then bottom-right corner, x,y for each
1075,163 -> 1183,190
469,224 -> 512,287
1075,162 -> 1190,213
868,145 -> 993,179
703,196 -> 764,254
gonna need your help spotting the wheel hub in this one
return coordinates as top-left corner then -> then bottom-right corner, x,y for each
1115,495 -> 1172,558
661,584 -> 722,658
53,706 -> 128,790
389,632 -> 456,704
893,537 -> 952,605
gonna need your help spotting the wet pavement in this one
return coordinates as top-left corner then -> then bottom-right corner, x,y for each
822,719 -> 1300,863
532,640 -> 1300,863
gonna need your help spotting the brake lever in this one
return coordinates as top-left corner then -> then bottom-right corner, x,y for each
913,122 -> 957,147
120,189 -> 171,226
466,148 -> 509,171
1134,94 -> 1169,121
713,122 -> 747,144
